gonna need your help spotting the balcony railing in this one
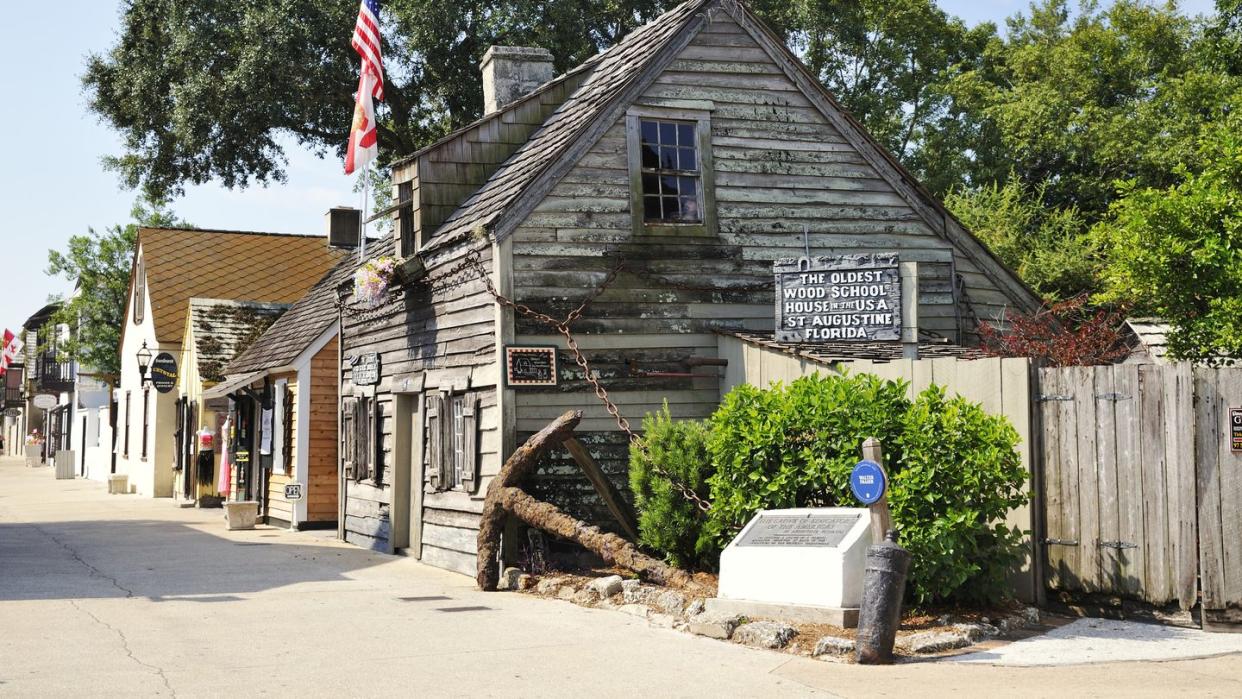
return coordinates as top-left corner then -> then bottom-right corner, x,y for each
34,352 -> 74,393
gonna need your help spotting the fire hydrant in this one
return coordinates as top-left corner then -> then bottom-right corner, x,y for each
855,529 -> 911,664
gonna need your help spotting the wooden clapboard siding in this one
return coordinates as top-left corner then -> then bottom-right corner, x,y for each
307,341 -> 339,522
340,240 -> 499,559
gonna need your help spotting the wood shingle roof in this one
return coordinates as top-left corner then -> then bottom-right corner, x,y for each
135,228 -> 347,346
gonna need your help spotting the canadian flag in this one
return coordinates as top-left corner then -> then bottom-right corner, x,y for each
1,329 -> 23,377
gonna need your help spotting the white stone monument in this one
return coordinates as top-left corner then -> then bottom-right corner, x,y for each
708,507 -> 872,627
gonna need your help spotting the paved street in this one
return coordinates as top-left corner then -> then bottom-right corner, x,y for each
3,455 -> 1242,698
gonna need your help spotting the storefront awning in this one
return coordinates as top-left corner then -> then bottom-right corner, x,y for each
202,370 -> 266,400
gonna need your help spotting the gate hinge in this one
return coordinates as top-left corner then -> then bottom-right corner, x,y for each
1095,393 -> 1131,401
1044,538 -> 1079,546
1098,540 -> 1139,550
1038,395 -> 1074,402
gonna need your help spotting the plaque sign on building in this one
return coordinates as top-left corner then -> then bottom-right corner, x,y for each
351,353 -> 381,386
774,253 -> 901,343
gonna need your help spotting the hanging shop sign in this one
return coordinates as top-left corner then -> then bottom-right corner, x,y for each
774,253 -> 901,343
1231,408 -> 1242,452
33,394 -> 57,410
351,353 -> 381,386
505,346 -> 558,387
150,352 -> 178,393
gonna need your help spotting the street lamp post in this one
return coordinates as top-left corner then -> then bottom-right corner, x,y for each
136,342 -> 153,388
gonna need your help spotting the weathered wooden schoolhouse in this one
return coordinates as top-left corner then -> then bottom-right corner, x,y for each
333,0 -> 1041,575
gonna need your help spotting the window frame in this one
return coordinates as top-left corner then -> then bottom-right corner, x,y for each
625,106 -> 716,238
141,388 -> 150,461
133,257 -> 145,324
123,391 -> 131,458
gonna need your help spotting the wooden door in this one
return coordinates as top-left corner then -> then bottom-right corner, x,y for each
388,394 -> 424,556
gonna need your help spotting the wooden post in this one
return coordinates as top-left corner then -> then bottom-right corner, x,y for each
862,437 -> 893,541
900,261 -> 919,360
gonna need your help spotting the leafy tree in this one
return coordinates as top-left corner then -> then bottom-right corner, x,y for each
45,199 -> 185,378
943,0 -> 1240,221
1094,101 -> 1242,363
84,0 -> 673,199
945,178 -> 1097,299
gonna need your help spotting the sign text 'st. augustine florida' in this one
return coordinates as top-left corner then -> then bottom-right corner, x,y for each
774,254 -> 902,342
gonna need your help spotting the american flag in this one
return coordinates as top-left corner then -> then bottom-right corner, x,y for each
352,0 -> 384,100
346,0 -> 384,174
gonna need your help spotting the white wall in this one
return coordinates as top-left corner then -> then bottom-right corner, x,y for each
113,243 -> 180,497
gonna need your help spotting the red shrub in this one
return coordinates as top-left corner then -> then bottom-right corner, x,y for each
979,295 -> 1130,366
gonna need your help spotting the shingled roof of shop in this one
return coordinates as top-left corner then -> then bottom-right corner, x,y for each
722,330 -> 987,364
226,237 -> 395,375
187,298 -> 291,381
132,228 -> 347,347
423,0 -> 711,249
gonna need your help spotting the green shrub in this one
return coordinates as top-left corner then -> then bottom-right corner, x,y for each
702,373 -> 907,552
891,385 -> 1029,605
629,404 -> 715,570
688,372 -> 1028,605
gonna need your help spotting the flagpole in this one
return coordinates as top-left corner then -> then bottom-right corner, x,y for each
359,167 -> 369,262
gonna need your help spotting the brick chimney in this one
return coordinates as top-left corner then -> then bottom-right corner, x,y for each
480,45 -> 555,114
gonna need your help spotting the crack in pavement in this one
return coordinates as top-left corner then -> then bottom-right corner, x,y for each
68,599 -> 177,697
29,522 -> 137,599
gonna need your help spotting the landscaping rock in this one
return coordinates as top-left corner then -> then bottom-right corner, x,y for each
498,567 -> 522,591
813,636 -> 855,657
534,577 -> 565,595
684,599 -> 706,618
618,604 -> 650,619
1022,607 -> 1041,625
556,586 -> 577,601
954,622 -> 1000,643
733,621 -> 797,649
653,590 -> 686,615
572,589 -> 598,606
586,575 -> 624,599
622,582 -> 656,605
517,574 -> 534,591
687,612 -> 744,640
899,630 -> 971,654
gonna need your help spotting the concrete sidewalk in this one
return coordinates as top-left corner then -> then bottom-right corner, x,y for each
3,457 -> 1242,698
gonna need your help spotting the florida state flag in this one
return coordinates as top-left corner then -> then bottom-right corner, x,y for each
345,0 -> 384,175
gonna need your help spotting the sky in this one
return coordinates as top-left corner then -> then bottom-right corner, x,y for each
0,0 -> 1222,334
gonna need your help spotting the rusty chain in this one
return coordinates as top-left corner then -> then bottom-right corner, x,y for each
464,249 -> 712,513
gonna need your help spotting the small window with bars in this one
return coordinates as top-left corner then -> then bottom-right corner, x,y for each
638,118 -> 702,223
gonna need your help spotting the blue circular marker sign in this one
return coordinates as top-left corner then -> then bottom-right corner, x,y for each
850,460 -> 887,505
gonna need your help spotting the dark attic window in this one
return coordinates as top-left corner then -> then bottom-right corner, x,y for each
638,119 -> 702,224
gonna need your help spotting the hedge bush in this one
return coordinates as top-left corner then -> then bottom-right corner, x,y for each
628,404 -> 716,570
629,373 -> 1029,604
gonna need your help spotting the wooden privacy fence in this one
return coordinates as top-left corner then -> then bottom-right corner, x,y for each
1040,364 -> 1242,627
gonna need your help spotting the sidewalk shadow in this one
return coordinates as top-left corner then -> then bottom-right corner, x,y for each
0,519 -> 392,602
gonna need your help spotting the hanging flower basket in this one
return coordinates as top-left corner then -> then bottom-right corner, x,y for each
353,256 -> 399,309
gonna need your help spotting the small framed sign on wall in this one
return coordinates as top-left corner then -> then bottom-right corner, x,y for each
505,346 -> 558,387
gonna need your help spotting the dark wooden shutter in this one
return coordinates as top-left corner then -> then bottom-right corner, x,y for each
442,394 -> 457,489
427,394 -> 443,490
342,398 -> 356,481
355,397 -> 369,482
283,386 -> 294,476
461,394 -> 480,494
371,397 -> 383,485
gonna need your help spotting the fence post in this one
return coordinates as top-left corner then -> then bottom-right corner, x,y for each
861,437 -> 893,541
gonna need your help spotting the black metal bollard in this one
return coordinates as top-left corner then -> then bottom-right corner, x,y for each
855,529 -> 911,664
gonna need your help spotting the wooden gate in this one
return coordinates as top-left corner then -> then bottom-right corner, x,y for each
1040,364 -> 1242,626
